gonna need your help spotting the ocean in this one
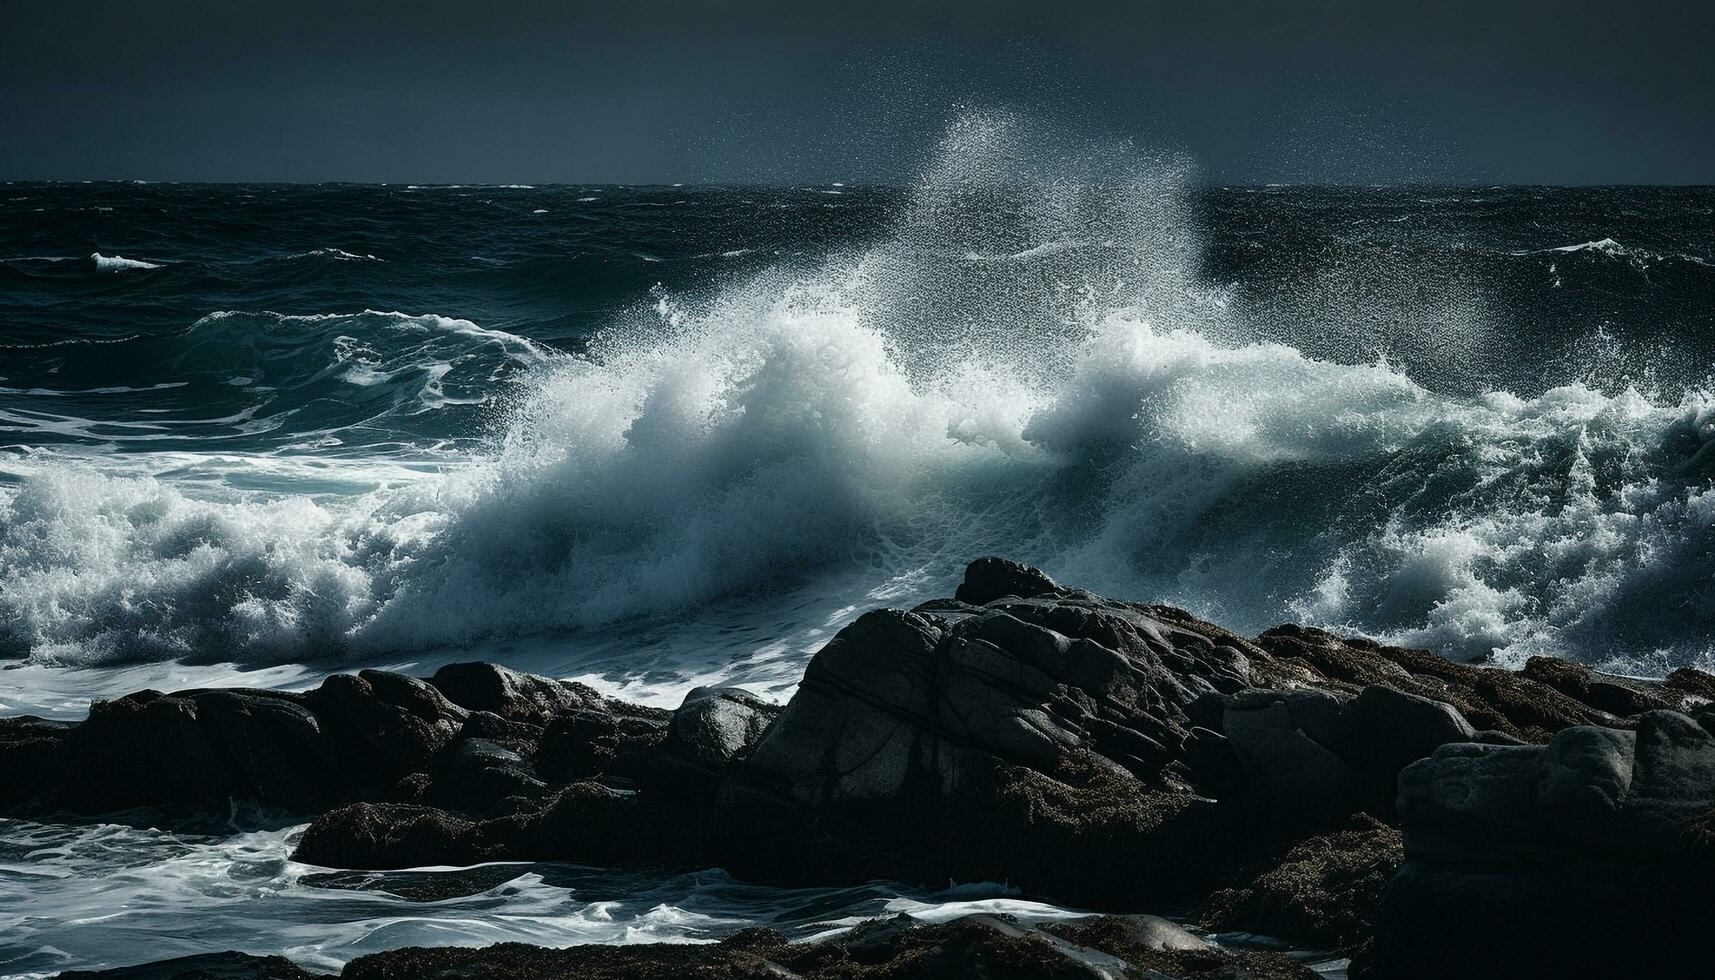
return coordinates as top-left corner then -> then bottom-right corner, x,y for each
2,117 -> 1713,974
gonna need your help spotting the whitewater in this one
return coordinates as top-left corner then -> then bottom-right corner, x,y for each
4,114 -> 1715,977
5,118 -> 1715,721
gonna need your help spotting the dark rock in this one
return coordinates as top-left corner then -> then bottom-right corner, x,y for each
427,662 -> 592,725
1364,710 -> 1715,978
306,671 -> 466,778
54,951 -> 318,979
425,737 -> 548,811
293,803 -> 490,869
0,715 -> 71,807
953,555 -> 1063,605
655,686 -> 781,792
331,913 -> 1319,980
1199,815 -> 1403,948
1521,656 -> 1661,718
192,691 -> 342,810
1339,685 -> 1475,787
534,702 -> 669,784
1248,624 -> 1701,741
709,585 -> 1258,904
61,692 -> 236,810
1223,688 -> 1357,819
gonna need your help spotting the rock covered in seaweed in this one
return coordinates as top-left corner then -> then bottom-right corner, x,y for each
57,912 -> 1321,980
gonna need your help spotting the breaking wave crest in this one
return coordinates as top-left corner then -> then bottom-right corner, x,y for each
4,114 -> 1713,676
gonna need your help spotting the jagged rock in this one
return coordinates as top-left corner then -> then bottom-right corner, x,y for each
953,555 -> 1064,605
708,571 -> 1260,904
655,686 -> 781,792
1362,710 -> 1715,978
1224,684 -> 1476,819
1248,624 -> 1703,741
1224,688 -> 1357,818
1199,816 -> 1403,948
427,662 -> 594,724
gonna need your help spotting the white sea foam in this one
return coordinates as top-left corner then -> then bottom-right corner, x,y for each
0,814 -> 1064,975
284,247 -> 381,262
4,113 -> 1714,684
89,252 -> 161,271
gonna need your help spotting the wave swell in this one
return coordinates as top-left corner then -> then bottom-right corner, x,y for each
3,115 -> 1713,677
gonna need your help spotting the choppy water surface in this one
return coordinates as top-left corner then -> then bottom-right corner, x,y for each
2,115 -> 1712,974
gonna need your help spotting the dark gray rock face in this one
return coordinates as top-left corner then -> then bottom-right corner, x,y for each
655,686 -> 781,792
0,664 -> 640,816
709,582 -> 1261,904
1360,710 -> 1715,979
427,661 -> 596,724
1223,683 -> 1478,820
953,555 -> 1064,605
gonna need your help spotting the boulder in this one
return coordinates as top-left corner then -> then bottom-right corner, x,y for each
1224,688 -> 1357,818
192,690 -> 343,810
708,563 -> 1260,905
1363,710 -> 1715,978
1340,685 -> 1475,778
953,555 -> 1064,605
1224,684 -> 1477,819
306,670 -> 467,778
61,691 -> 235,810
427,662 -> 594,725
655,686 -> 781,792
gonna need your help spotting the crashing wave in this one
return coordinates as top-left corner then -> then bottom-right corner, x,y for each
4,115 -> 1714,679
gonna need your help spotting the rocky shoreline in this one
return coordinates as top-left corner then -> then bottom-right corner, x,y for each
8,558 -> 1715,979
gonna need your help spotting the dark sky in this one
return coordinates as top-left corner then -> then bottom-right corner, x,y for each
3,1 -> 1711,184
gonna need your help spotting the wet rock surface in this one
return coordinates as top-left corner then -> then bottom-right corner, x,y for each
1355,709 -> 1715,979
59,914 -> 1321,980
11,558 -> 1715,979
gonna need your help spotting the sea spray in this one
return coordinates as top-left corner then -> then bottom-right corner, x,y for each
3,117 -> 1714,679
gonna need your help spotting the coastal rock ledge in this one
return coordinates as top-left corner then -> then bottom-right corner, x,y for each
8,558 -> 1715,979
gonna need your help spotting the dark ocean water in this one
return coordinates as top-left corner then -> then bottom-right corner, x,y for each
5,171 -> 1715,698
2,120 -> 1714,975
